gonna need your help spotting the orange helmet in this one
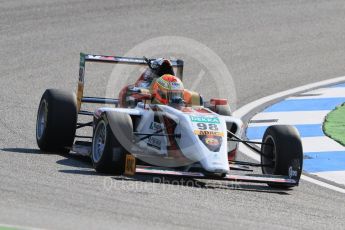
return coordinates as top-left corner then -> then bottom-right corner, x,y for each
151,74 -> 184,105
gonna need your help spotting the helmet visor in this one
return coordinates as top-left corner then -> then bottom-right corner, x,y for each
167,90 -> 184,105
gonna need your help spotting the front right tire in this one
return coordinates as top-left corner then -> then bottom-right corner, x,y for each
261,125 -> 303,188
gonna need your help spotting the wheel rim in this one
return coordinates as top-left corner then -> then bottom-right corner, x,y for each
262,135 -> 276,174
36,100 -> 47,140
92,120 -> 107,163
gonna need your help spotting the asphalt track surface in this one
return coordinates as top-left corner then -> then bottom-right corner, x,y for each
1,0 -> 345,229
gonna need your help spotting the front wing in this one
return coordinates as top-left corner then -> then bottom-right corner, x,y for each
134,166 -> 297,185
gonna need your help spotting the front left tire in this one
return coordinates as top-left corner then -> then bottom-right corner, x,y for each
36,89 -> 77,153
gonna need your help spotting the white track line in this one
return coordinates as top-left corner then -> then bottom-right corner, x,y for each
301,175 -> 345,194
233,76 -> 345,194
289,87 -> 345,99
313,171 -> 345,186
250,136 -> 345,152
249,111 -> 329,126
301,136 -> 345,152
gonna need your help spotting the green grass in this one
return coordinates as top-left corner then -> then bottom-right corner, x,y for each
324,103 -> 345,146
0,227 -> 18,230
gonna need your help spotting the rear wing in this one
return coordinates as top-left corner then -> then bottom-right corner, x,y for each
77,53 -> 184,111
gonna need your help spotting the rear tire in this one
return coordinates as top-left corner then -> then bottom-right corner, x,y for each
91,113 -> 132,175
36,89 -> 77,153
261,125 -> 303,188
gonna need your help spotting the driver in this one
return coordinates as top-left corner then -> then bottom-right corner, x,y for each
119,58 -> 177,107
151,74 -> 184,106
119,58 -> 202,108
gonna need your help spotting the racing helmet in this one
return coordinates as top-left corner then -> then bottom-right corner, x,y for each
151,74 -> 184,105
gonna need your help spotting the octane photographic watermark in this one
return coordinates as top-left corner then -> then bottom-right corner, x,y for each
104,36 -> 237,167
103,176 -> 242,194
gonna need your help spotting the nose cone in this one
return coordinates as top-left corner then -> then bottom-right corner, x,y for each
203,159 -> 230,174
199,146 -> 230,174
197,134 -> 229,174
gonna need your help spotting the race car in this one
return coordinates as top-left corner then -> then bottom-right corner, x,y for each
36,53 -> 303,188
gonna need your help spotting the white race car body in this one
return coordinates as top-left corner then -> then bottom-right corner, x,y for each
95,102 -> 243,174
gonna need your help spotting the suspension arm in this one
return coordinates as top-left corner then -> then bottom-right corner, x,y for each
227,130 -> 265,156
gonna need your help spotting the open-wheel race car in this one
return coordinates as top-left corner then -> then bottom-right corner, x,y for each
36,53 -> 303,189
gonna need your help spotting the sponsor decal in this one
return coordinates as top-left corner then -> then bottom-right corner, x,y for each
288,166 -> 298,178
147,137 -> 161,150
200,135 -> 222,152
87,55 -> 102,59
205,137 -> 219,146
117,58 -> 143,63
171,82 -> 181,89
86,55 -> 117,61
190,115 -> 220,124
149,122 -> 162,131
194,130 -> 224,137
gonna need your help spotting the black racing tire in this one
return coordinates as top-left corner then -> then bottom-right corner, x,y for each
215,104 -> 232,116
91,113 -> 132,175
261,125 -> 303,188
36,89 -> 77,153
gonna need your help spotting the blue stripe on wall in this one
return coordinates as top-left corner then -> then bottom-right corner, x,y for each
246,124 -> 324,140
304,151 -> 345,173
263,98 -> 345,112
